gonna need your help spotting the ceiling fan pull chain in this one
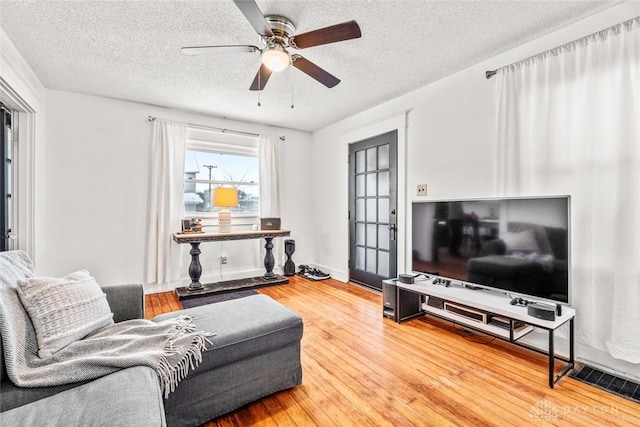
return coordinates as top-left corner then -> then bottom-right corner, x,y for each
258,70 -> 262,106
290,67 -> 295,109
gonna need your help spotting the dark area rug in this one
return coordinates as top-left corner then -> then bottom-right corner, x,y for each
181,289 -> 257,309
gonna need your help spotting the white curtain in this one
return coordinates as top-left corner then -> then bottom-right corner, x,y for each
259,135 -> 283,267
495,18 -> 640,362
259,135 -> 281,218
146,119 -> 187,284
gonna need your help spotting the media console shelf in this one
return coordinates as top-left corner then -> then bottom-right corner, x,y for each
384,277 -> 575,388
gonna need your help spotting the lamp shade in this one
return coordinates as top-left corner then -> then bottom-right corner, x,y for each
213,187 -> 238,208
261,46 -> 290,72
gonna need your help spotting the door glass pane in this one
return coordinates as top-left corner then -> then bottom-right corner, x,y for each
6,197 -> 12,235
366,224 -> 376,247
356,150 -> 365,173
378,198 -> 389,224
6,128 -> 11,158
366,148 -> 377,171
378,251 -> 389,277
366,248 -> 377,273
366,199 -> 377,222
366,173 -> 376,197
378,171 -> 389,196
356,175 -> 365,197
356,223 -> 365,246
378,225 -> 389,250
356,247 -> 365,270
6,163 -> 11,191
378,144 -> 389,169
356,199 -> 365,221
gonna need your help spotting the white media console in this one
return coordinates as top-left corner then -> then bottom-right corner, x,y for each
383,276 -> 575,388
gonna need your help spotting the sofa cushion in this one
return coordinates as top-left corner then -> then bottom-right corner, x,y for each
0,366 -> 165,427
100,282 -> 145,322
153,294 -> 303,376
17,270 -> 114,358
0,376 -> 91,412
156,294 -> 303,426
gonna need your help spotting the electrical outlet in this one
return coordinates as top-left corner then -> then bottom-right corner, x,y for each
417,184 -> 427,196
220,256 -> 227,264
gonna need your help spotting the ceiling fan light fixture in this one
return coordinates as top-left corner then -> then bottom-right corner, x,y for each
261,45 -> 290,72
183,1 -> 360,91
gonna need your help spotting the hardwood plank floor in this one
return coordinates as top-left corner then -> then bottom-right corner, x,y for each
145,276 -> 640,426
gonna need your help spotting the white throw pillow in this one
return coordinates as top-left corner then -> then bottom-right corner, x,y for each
500,230 -> 541,254
17,270 -> 114,358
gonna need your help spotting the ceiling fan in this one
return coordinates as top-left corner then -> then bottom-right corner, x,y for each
181,0 -> 361,91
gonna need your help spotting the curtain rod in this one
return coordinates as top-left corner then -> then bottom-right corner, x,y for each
485,16 -> 638,79
147,116 -> 285,141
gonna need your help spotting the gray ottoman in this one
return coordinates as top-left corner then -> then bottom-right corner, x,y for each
153,294 -> 303,427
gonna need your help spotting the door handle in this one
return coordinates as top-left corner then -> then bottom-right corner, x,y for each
388,223 -> 397,241
0,231 -> 15,240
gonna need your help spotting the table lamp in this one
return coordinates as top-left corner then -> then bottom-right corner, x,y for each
213,187 -> 238,233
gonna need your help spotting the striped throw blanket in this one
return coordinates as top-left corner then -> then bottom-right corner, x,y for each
0,250 -> 210,398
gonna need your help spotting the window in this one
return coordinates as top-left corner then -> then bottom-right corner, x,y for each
183,128 -> 259,216
1,106 -> 13,251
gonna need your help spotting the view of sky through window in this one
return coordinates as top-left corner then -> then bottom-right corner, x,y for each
184,150 -> 259,213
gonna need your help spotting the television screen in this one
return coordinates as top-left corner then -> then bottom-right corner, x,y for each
411,196 -> 570,303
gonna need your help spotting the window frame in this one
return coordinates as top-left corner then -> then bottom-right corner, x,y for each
183,128 -> 260,224
1,106 -> 15,251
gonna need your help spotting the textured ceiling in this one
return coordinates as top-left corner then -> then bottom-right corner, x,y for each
0,1 -> 619,131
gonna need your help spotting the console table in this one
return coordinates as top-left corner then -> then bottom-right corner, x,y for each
172,230 -> 291,299
384,277 -> 575,388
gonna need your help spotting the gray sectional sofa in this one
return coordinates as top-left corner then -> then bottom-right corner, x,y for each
0,251 -> 303,426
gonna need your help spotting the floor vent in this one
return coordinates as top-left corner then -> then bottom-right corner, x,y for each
570,365 -> 640,403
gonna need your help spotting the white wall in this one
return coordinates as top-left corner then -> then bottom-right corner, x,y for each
42,90 -> 313,292
311,2 -> 640,379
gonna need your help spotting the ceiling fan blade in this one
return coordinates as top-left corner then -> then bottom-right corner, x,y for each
289,20 -> 361,49
249,64 -> 273,91
292,55 -> 340,88
181,45 -> 259,55
233,0 -> 274,37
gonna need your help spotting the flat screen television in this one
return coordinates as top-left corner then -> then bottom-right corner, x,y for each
411,196 -> 570,303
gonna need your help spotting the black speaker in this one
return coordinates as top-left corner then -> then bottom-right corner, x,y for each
382,281 -> 397,312
398,273 -> 416,284
284,239 -> 295,276
527,302 -> 556,321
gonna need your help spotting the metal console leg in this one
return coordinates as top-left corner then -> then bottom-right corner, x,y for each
549,319 -> 575,388
549,329 -> 555,388
570,318 -> 575,365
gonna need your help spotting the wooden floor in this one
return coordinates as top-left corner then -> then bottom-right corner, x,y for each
146,276 -> 640,427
